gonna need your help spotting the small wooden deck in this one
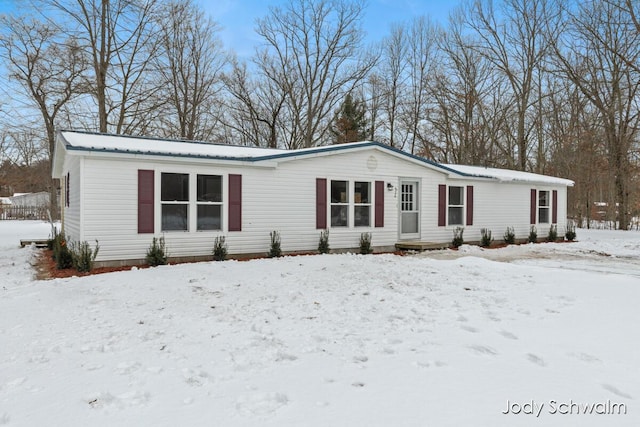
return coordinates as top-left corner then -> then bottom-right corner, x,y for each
20,239 -> 49,248
395,241 -> 450,251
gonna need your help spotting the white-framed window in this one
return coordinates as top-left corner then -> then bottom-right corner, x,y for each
161,172 -> 189,231
448,186 -> 464,226
197,174 -> 222,231
354,181 -> 371,227
330,180 -> 349,227
538,190 -> 550,224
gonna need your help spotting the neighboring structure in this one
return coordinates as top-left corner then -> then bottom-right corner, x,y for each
0,197 -> 11,220
1,192 -> 51,220
9,192 -> 50,207
52,130 -> 574,266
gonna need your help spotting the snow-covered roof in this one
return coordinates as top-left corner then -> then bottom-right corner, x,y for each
55,131 -> 573,186
0,197 -> 12,205
60,131 -> 288,159
56,130 -> 454,173
444,164 -> 574,187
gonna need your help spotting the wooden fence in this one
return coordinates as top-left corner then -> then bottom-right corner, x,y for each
0,205 -> 49,220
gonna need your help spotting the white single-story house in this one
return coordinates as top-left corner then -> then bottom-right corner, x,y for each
52,130 -> 574,266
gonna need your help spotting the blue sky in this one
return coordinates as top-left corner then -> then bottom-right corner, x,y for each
206,0 -> 461,57
0,0 -> 461,56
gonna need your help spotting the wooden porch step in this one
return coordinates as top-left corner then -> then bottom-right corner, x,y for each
395,241 -> 450,251
20,239 -> 49,248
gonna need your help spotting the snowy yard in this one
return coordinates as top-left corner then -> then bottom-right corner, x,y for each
1,221 -> 639,426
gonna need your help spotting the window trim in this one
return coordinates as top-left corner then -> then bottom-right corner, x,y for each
330,179 -> 350,227
354,181 -> 371,227
538,190 -> 551,225
158,172 -> 232,233
160,172 -> 190,232
327,179 -> 375,229
196,174 -> 223,231
447,185 -> 465,227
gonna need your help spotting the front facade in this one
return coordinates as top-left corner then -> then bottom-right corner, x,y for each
52,131 -> 573,266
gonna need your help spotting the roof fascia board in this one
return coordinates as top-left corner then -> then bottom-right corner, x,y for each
64,145 -> 278,168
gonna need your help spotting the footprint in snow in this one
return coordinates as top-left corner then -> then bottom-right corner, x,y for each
468,345 -> 498,356
499,330 -> 518,340
460,325 -> 478,333
236,392 -> 288,416
602,384 -> 633,399
116,361 -> 141,375
414,360 -> 446,369
0,413 -> 10,425
353,355 -> 368,363
568,352 -> 601,364
526,353 -> 546,366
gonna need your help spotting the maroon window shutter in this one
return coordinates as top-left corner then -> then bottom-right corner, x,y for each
530,189 -> 537,224
316,178 -> 327,229
552,190 -> 558,223
137,170 -> 154,234
438,184 -> 446,226
229,174 -> 242,231
466,185 -> 474,226
375,181 -> 384,227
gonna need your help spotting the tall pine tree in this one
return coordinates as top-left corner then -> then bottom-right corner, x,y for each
331,93 -> 368,144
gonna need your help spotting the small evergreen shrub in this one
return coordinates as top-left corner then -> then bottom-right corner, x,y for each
565,221 -> 577,241
318,229 -> 330,254
480,228 -> 493,247
52,229 -> 73,270
268,230 -> 282,258
528,225 -> 538,243
212,236 -> 228,261
451,227 -> 464,248
503,226 -> 516,245
146,236 -> 168,266
70,240 -> 100,273
547,224 -> 558,242
359,232 -> 373,254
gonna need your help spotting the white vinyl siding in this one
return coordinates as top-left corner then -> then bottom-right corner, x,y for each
67,146 -> 570,263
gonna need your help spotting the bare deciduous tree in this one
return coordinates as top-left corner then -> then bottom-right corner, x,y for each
255,0 -> 376,148
0,14 -> 85,217
156,0 -> 228,141
403,16 -> 438,155
379,24 -> 408,148
43,0 -> 159,134
466,0 -> 555,171
552,0 -> 640,230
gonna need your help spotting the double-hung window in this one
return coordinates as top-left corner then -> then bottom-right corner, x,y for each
330,180 -> 349,227
197,175 -> 222,230
538,190 -> 550,224
161,173 -> 189,231
354,181 -> 371,227
448,186 -> 464,226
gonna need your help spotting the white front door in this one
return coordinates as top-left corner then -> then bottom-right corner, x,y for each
400,180 -> 420,239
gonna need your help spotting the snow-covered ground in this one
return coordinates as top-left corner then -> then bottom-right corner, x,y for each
1,221 -> 639,426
